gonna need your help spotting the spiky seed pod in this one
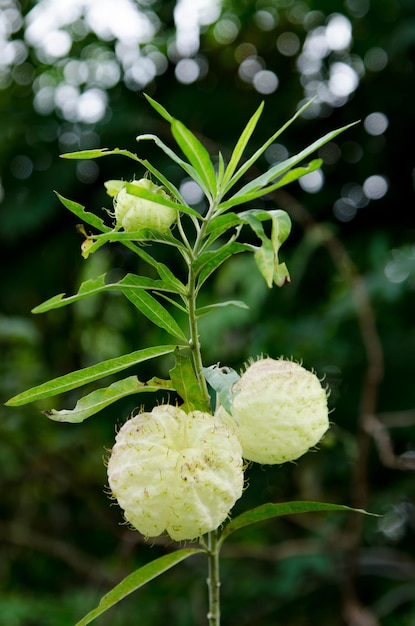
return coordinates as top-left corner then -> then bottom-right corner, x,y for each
107,405 -> 244,541
114,179 -> 177,232
216,358 -> 329,465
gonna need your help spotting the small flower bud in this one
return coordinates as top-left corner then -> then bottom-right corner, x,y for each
107,405 -> 244,541
114,179 -> 177,232
216,358 -> 329,465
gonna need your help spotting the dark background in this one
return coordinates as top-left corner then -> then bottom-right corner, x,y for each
1,0 -> 414,624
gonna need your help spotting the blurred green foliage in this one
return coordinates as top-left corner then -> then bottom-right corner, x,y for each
1,0 -> 415,624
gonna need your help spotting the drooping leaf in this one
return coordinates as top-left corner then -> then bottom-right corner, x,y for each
44,376 -> 174,423
220,501 -> 378,545
74,549 -> 203,626
169,347 -> 210,412
171,118 -> 217,199
238,209 -> 292,287
121,288 -> 188,342
202,364 -> 240,414
6,345 -> 176,406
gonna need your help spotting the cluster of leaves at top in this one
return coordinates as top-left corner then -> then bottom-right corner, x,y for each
6,96 -> 364,626
7,95 -> 353,420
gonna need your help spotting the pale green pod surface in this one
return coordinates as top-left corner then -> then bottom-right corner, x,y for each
107,405 -> 244,541
114,179 -> 177,232
216,358 -> 329,465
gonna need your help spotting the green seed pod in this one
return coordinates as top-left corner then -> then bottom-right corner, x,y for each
216,358 -> 329,465
107,405 -> 244,541
114,179 -> 177,232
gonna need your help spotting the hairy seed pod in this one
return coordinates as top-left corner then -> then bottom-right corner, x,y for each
216,358 -> 329,465
107,405 -> 244,541
114,179 -> 177,232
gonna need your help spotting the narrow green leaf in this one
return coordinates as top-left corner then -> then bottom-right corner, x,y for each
31,273 -> 179,314
196,300 -> 249,318
171,119 -> 217,198
44,376 -> 174,423
217,151 -> 225,186
220,501 -> 378,545
136,134 -> 205,192
6,345 -> 176,406
55,193 -> 111,233
203,213 -> 243,247
60,148 -> 114,159
124,180 -> 201,219
194,242 -> 253,290
229,123 -> 356,203
74,549 -> 203,626
60,148 -> 142,163
222,98 -> 316,194
139,159 -> 188,205
221,101 -> 264,191
144,93 -> 173,123
156,263 -> 187,296
169,347 -> 210,412
122,289 -> 188,342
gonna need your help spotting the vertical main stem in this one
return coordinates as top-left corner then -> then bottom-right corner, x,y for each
186,235 -> 221,625
207,529 -> 221,626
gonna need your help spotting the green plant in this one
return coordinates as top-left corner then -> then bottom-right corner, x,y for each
6,95 -> 370,625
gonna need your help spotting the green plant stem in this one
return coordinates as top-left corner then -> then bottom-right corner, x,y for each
184,202 -> 222,625
207,529 -> 221,626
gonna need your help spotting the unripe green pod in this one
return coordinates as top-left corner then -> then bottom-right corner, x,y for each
216,358 -> 329,465
114,179 -> 177,232
107,405 -> 244,541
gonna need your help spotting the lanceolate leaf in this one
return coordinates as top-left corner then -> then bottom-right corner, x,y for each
203,213 -> 243,248
74,549 -> 203,626
169,347 -> 210,412
222,98 -> 316,194
220,101 -> 264,192
220,501 -> 377,545
144,93 -> 174,123
55,193 -> 111,233
136,133 -> 204,190
44,376 -> 174,423
60,148 -> 142,163
31,273 -> 183,314
224,122 -> 356,207
121,288 -> 188,342
6,345 -> 176,406
196,300 -> 249,318
194,242 -> 253,291
171,119 -> 217,199
124,181 -> 201,219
